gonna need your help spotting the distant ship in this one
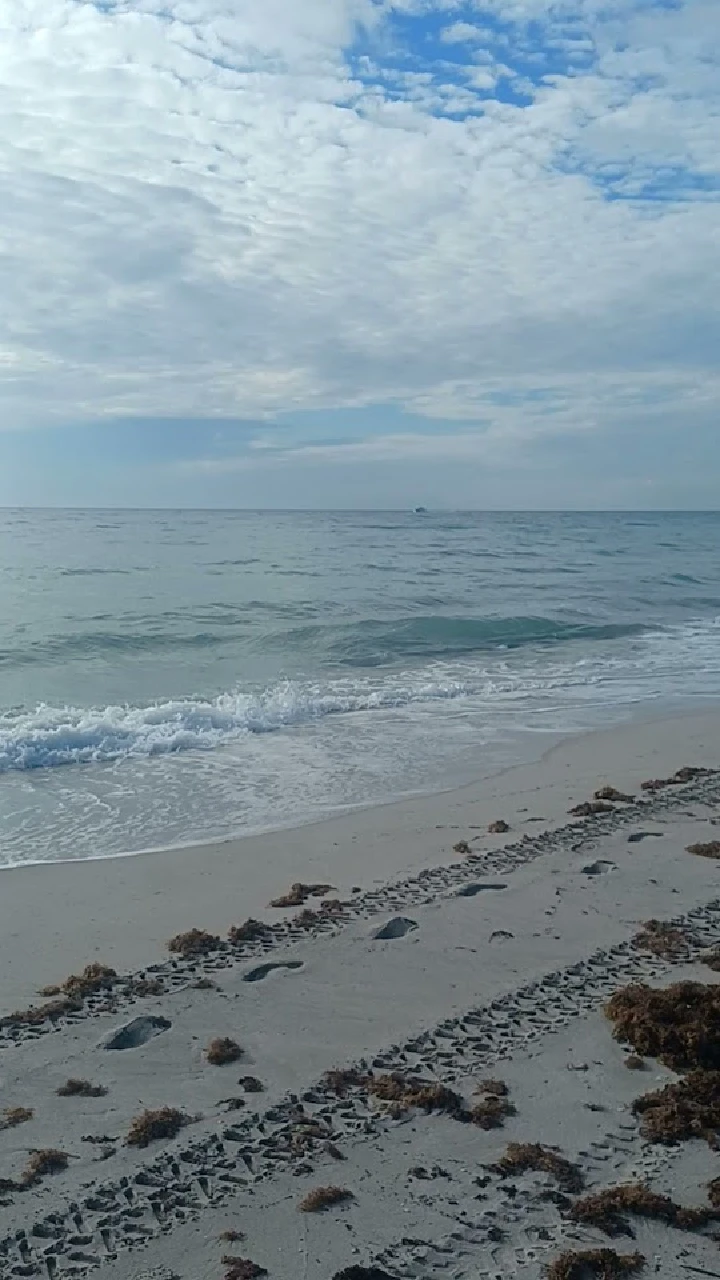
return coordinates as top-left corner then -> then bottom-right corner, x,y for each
413,506 -> 427,514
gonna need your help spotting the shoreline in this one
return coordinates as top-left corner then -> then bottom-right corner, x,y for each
2,694 -> 715,874
0,704 -> 719,1004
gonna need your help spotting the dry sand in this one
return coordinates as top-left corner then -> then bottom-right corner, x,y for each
1,708 -> 720,1280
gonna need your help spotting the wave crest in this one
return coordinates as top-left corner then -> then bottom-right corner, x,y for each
0,677 -> 476,772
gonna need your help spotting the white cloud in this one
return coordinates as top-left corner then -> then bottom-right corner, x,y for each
0,0 -> 717,452
441,22 -> 489,43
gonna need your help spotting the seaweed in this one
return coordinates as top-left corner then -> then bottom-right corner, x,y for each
641,766 -> 711,792
298,1185 -> 353,1212
0,995 -> 81,1029
61,963 -> 117,998
56,1079 -> 108,1098
269,883 -> 333,909
322,1067 -> 367,1097
228,919 -> 273,945
207,1038 -> 243,1066
687,840 -> 720,859
1,1107 -> 33,1129
631,1069 -> 720,1145
546,1249 -> 644,1280
605,981 -> 720,1071
367,1074 -> 465,1117
332,1269 -> 399,1280
21,1149 -> 69,1187
222,1259 -> 267,1280
167,928 -> 220,959
469,1079 -> 516,1129
568,1183 -> 716,1237
631,920 -> 690,962
126,1107 -> 189,1147
491,1142 -> 584,1193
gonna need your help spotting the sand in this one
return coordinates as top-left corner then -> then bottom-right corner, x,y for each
1,707 -> 720,1280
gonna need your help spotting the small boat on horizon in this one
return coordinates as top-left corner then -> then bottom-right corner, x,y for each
413,506 -> 427,514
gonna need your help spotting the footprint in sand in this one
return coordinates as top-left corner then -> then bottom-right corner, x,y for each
454,882 -> 508,898
100,1015 -> 171,1051
581,859 -> 617,876
627,831 -> 663,844
371,916 -> 418,940
243,961 -> 304,983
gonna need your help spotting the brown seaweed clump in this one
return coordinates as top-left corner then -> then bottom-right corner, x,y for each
687,840 -> 720,859
127,976 -> 165,997
206,1037 -> 243,1066
332,1269 -> 399,1280
269,882 -> 333,909
322,1068 -> 513,1127
322,1067 -> 368,1097
222,1257 -> 268,1280
492,1142 -> 584,1193
56,1079 -> 108,1098
22,1149 -> 70,1187
228,918 -> 273,945
708,1177 -> 720,1208
641,765 -> 712,792
126,1107 -> 189,1148
605,981 -> 720,1071
299,1185 -> 354,1212
488,820 -> 510,833
631,1069 -> 720,1145
631,920 -> 690,962
594,787 -> 635,803
470,1079 -> 516,1129
569,801 -> 615,817
546,1249 -> 645,1280
0,995 -> 81,1029
568,1183 -> 716,1237
167,928 -> 221,959
368,1074 -> 465,1116
453,839 -> 471,854
240,1075 -> 264,1093
1,1107 -> 33,1129
61,963 -> 118,999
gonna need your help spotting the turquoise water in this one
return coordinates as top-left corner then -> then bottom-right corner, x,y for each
1,509 -> 719,865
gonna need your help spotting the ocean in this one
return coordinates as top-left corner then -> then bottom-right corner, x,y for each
1,508 -> 719,868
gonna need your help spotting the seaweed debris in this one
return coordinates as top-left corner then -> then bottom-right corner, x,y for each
568,1183 -> 716,1237
605,981 -> 720,1071
546,1249 -> 644,1280
631,1069 -> 720,1145
491,1142 -> 584,1193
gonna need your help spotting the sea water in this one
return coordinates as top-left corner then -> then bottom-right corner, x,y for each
1,508 -> 719,866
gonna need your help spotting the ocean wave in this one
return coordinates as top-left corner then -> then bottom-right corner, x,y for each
0,613 -> 650,669
287,615 -> 652,666
0,677 -> 483,772
2,614 -> 718,774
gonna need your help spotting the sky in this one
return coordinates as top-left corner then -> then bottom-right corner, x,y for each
0,0 -> 718,508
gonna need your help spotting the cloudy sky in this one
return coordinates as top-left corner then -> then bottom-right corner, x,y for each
1,0 -> 718,508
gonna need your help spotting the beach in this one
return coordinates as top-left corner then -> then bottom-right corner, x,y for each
1,707 -> 720,1279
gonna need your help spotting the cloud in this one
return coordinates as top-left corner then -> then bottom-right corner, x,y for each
0,0 -> 718,460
